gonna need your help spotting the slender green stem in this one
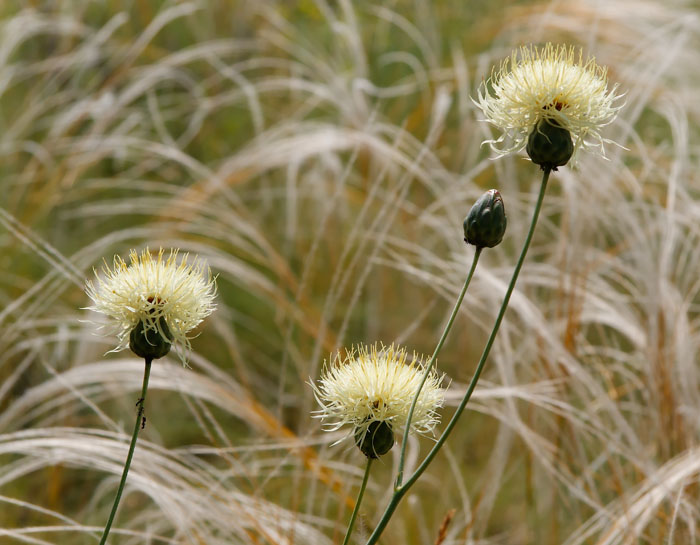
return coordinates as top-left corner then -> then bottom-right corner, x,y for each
396,247 -> 482,487
99,357 -> 153,545
342,458 -> 374,545
366,168 -> 552,545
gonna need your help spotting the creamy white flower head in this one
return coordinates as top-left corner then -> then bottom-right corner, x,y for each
312,344 -> 445,443
475,43 -> 623,161
85,248 -> 216,364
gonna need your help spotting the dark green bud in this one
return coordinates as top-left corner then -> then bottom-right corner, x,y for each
463,189 -> 507,248
526,118 -> 574,171
129,317 -> 172,360
355,420 -> 394,459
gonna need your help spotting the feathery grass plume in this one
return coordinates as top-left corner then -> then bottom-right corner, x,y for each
475,43 -> 623,163
85,248 -> 217,364
312,344 -> 444,457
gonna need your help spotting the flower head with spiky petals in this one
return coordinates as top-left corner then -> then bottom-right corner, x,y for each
85,248 -> 216,364
475,43 -> 623,163
311,344 -> 445,453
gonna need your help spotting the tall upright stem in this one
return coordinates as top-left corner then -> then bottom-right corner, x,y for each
366,168 -> 552,545
99,357 -> 153,545
342,458 -> 374,545
396,247 -> 482,487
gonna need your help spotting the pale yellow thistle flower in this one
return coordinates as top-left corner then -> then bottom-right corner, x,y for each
312,344 -> 445,452
475,43 -> 623,162
85,248 -> 216,364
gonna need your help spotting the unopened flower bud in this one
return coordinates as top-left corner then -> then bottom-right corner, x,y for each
355,420 -> 394,459
129,317 -> 172,360
526,118 -> 574,171
463,189 -> 507,248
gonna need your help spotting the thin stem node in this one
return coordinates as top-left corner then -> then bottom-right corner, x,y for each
366,168 -> 552,544
396,246 -> 482,487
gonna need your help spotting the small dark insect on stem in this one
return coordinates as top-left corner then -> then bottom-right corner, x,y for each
137,397 -> 146,428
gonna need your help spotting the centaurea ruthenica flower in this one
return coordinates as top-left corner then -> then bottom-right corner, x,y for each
86,247 -> 216,363
475,43 -> 623,167
312,344 -> 444,458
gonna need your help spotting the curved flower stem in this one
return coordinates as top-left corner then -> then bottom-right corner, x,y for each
366,168 -> 552,545
396,246 -> 483,488
99,357 -> 153,545
342,457 -> 374,545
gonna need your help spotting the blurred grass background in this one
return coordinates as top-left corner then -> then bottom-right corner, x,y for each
1,0 -> 700,544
